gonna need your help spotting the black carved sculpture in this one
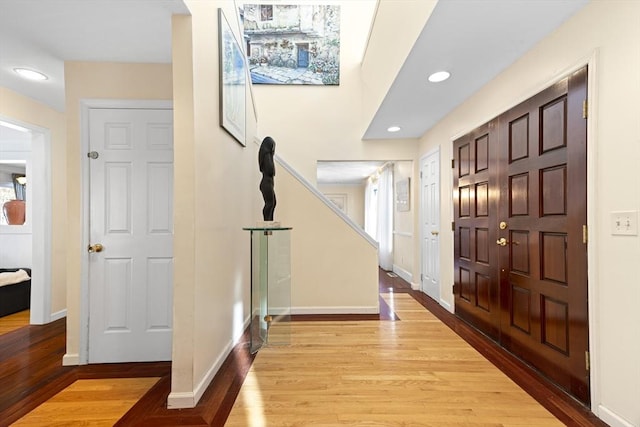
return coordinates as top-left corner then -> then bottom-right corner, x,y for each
259,136 -> 276,221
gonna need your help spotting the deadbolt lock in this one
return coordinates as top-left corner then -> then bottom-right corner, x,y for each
499,221 -> 508,230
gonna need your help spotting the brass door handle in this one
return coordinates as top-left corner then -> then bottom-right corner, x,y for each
88,243 -> 104,253
496,238 -> 508,246
431,231 -> 439,235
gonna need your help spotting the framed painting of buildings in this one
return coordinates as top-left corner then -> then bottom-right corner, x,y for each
218,8 -> 246,146
240,4 -> 341,85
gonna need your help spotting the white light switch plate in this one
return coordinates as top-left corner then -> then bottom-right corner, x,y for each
611,211 -> 638,236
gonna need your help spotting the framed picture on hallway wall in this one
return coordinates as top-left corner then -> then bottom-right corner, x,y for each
219,8 -> 246,146
396,178 -> 410,212
325,193 -> 347,214
239,4 -> 341,85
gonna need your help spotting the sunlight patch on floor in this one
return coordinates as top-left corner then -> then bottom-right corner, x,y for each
12,377 -> 159,426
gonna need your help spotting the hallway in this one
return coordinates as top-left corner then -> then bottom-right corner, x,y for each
0,271 -> 605,426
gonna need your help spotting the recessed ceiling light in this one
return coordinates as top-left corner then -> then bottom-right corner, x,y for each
13,68 -> 48,81
387,126 -> 401,132
428,71 -> 450,83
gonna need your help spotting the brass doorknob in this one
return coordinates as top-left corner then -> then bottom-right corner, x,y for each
431,230 -> 439,235
496,238 -> 508,246
88,243 -> 103,253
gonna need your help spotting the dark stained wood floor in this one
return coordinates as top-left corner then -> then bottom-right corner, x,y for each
0,270 -> 607,426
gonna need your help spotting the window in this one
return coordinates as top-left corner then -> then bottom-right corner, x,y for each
260,5 -> 273,21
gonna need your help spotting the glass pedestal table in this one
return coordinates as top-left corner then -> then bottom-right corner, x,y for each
242,226 -> 292,353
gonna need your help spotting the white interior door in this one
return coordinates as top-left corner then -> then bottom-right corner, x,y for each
88,108 -> 173,363
421,149 -> 440,301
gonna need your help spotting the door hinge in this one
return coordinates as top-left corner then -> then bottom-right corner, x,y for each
583,225 -> 588,244
87,151 -> 99,159
420,273 -> 424,282
451,159 -> 455,169
585,350 -> 590,371
582,99 -> 588,119
420,171 -> 423,178
451,221 -> 455,231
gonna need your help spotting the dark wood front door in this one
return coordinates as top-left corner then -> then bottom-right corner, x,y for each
453,67 -> 589,404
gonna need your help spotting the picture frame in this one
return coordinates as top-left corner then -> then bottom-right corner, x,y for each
218,8 -> 246,146
395,178 -> 410,212
325,193 -> 347,214
239,4 -> 341,86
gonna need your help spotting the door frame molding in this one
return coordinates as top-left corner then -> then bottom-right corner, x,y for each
446,51 -> 600,408
78,99 -> 173,364
419,147 -> 443,306
0,115 -> 53,325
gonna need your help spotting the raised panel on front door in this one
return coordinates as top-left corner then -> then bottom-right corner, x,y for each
475,134 -> 489,172
541,295 -> 569,355
509,114 -> 529,162
475,228 -> 489,264
509,173 -> 529,216
475,273 -> 490,312
540,96 -> 567,153
475,182 -> 489,217
540,165 -> 567,216
541,232 -> 568,284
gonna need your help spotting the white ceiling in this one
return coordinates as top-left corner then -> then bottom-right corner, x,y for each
0,0 -> 189,112
0,0 -> 588,182
317,161 -> 386,185
363,0 -> 589,139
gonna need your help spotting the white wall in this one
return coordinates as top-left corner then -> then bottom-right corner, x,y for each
169,0 -> 259,408
318,183 -> 365,227
416,2 -> 640,426
252,0 -> 422,291
0,88 -> 66,318
278,164 -> 378,314
253,0 -> 419,183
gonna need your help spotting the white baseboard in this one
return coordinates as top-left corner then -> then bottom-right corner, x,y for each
392,264 -> 412,284
167,391 -> 196,409
291,306 -> 379,315
168,339 -> 235,409
168,315 -> 252,410
62,353 -> 79,366
597,405 -> 635,427
439,298 -> 453,313
411,282 -> 420,291
50,309 -> 67,322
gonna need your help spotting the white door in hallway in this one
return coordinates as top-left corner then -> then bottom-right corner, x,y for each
421,149 -> 440,301
88,108 -> 174,363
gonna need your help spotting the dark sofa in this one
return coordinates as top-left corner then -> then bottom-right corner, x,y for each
0,268 -> 31,317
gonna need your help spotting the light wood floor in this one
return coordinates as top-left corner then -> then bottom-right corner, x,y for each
0,309 -> 30,335
13,377 -> 159,426
4,282 -> 601,425
225,293 -> 564,426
